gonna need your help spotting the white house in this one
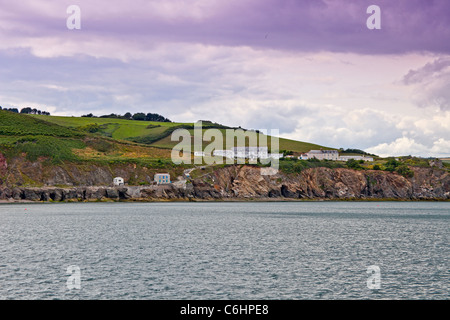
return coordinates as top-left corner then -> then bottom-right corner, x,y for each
307,149 -> 339,160
298,153 -> 309,160
113,177 -> 124,186
339,155 -> 374,162
154,173 -> 171,184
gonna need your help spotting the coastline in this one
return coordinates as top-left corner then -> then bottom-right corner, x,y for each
1,197 -> 449,204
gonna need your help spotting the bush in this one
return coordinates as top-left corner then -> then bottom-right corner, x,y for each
15,136 -> 85,163
347,159 -> 363,169
396,164 -> 414,178
77,123 -> 101,133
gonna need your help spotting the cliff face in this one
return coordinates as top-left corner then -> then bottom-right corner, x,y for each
0,155 -> 157,187
0,155 -> 448,201
205,165 -> 450,200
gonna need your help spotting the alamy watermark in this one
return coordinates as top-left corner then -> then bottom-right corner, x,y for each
65,4 -> 381,31
66,5 -> 81,30
367,5 -> 381,30
366,265 -> 381,289
66,265 -> 81,290
170,121 -> 280,175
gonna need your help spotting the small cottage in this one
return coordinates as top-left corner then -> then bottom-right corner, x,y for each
113,177 -> 124,186
154,173 -> 171,184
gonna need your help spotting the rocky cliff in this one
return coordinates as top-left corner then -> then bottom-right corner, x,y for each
189,165 -> 450,200
0,155 -> 449,201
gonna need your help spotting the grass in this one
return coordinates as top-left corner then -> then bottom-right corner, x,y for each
153,128 -> 332,153
0,111 -> 180,164
1,111 -> 83,138
31,115 -> 182,140
30,114 -> 334,153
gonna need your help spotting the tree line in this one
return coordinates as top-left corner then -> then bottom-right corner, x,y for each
0,106 -> 51,115
82,112 -> 171,122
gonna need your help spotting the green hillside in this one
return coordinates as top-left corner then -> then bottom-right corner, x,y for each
31,114 -> 332,153
0,110 -> 337,171
0,110 -> 174,164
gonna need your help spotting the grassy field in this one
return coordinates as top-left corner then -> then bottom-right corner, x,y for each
1,111 -> 175,163
30,115 -> 183,140
31,115 -> 332,153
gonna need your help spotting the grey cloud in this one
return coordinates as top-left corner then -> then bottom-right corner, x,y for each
403,57 -> 450,111
403,57 -> 450,85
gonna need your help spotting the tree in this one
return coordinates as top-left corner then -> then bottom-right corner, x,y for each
99,113 -> 119,118
385,158 -> 400,172
123,112 -> 132,120
396,164 -> 414,178
132,112 -> 146,121
145,112 -> 171,122
20,107 -> 33,114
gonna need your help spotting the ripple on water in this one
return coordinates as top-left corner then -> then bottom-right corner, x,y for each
0,202 -> 448,299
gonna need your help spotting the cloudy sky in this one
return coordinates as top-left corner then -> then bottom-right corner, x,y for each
0,0 -> 449,157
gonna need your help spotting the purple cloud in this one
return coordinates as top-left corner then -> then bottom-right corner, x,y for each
1,0 -> 450,54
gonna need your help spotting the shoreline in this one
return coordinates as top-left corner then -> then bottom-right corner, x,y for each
1,197 -> 449,204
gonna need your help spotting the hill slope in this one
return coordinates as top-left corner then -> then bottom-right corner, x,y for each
0,110 -> 174,164
30,114 -> 333,153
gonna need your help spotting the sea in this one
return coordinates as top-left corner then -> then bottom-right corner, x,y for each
0,201 -> 448,300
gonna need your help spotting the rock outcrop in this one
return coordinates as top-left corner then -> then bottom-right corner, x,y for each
0,165 -> 449,202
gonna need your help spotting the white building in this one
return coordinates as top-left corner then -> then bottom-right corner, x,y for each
113,177 -> 124,186
269,153 -> 283,159
232,147 -> 268,159
213,150 -> 235,159
339,155 -> 374,162
207,147 -> 280,160
307,149 -> 339,160
154,173 -> 171,184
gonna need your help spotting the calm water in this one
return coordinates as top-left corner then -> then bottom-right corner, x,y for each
0,202 -> 448,300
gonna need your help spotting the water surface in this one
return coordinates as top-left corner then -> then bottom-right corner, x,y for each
0,202 -> 448,299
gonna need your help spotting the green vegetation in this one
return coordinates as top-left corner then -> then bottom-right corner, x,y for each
33,114 -> 332,153
346,159 -> 364,170
339,148 -> 376,156
383,158 -> 414,177
278,158 -> 344,174
0,110 -> 88,163
0,110 -> 175,164
0,111 -> 82,138
400,156 -> 432,168
15,136 -> 85,162
396,164 -> 415,178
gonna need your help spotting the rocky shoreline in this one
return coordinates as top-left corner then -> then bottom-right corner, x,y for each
1,165 -> 449,202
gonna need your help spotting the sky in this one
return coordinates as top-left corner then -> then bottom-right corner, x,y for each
0,0 -> 449,157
